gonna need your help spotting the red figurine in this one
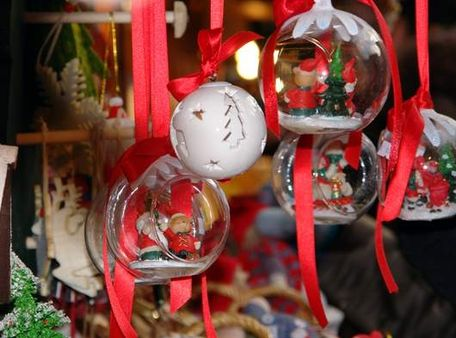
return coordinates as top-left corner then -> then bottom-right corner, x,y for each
416,157 -> 450,211
136,211 -> 162,260
342,58 -> 357,114
160,213 -> 201,260
284,58 -> 320,116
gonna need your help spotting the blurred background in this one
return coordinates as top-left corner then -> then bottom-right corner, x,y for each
1,0 -> 456,337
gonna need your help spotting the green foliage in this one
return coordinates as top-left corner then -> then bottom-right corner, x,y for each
318,45 -> 349,117
0,253 -> 69,337
439,143 -> 456,202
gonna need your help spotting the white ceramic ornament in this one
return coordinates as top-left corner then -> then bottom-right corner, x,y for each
170,82 -> 267,180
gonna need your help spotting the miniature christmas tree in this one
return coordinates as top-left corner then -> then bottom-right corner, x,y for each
0,253 -> 69,338
439,143 -> 456,202
318,45 -> 349,117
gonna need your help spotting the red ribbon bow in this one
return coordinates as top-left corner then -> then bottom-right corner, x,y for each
168,28 -> 262,101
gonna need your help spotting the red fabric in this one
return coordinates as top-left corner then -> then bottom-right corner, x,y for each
105,138 -> 175,338
150,0 -> 170,137
201,274 -> 217,338
273,0 -> 314,27
206,254 -> 239,311
210,0 -> 224,30
294,135 -> 328,327
416,0 -> 430,99
358,0 -> 403,172
345,131 -> 362,170
262,0 -> 314,137
262,30 -> 280,137
285,87 -> 318,109
376,99 -> 424,293
353,331 -> 384,338
132,0 -> 170,140
131,0 -> 150,140
229,197 -> 266,244
168,29 -> 262,101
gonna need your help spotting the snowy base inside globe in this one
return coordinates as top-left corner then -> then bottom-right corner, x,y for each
279,111 -> 363,134
314,206 -> 357,225
399,199 -> 456,221
129,259 -> 205,283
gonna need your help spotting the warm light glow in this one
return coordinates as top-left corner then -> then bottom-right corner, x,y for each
275,78 -> 284,92
235,41 -> 260,80
273,50 -> 279,64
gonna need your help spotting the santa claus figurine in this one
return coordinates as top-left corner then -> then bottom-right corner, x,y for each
316,141 -> 353,207
284,58 -> 320,116
107,96 -> 128,119
416,158 -> 450,212
136,211 -> 163,260
342,58 -> 357,114
160,213 -> 201,260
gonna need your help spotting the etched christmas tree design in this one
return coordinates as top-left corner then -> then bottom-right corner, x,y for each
318,45 -> 349,117
223,91 -> 246,148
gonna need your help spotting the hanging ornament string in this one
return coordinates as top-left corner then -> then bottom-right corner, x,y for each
210,0 -> 224,30
373,0 -> 434,294
293,135 -> 329,328
415,0 -> 431,105
358,0 -> 403,174
103,138 -> 174,338
131,0 -> 150,141
168,29 -> 262,101
150,0 -> 170,138
132,0 -> 170,140
284,0 -> 406,326
261,0 -> 314,137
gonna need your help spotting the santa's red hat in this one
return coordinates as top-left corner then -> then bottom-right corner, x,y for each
342,58 -> 356,83
296,58 -> 318,72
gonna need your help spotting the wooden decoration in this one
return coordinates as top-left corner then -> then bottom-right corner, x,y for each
0,145 -> 18,304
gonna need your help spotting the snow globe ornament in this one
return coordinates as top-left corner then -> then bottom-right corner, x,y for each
272,133 -> 378,225
378,110 -> 456,221
101,155 -> 230,284
261,0 -> 390,134
170,81 -> 267,180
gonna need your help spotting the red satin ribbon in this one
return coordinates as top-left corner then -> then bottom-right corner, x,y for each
416,0 -> 430,99
131,0 -> 150,141
210,0 -> 224,30
357,0 -> 403,173
105,138 -> 174,338
262,30 -> 281,137
294,135 -> 328,327
168,29 -> 262,101
132,0 -> 170,140
262,0 -> 314,137
345,131 -> 363,170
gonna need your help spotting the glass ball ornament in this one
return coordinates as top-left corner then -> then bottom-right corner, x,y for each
272,133 -> 378,225
260,0 -> 390,134
85,155 -> 230,284
378,110 -> 456,221
170,81 -> 267,180
85,187 -> 114,275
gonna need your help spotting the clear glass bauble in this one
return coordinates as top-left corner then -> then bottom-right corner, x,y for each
170,81 -> 267,180
260,0 -> 390,135
378,110 -> 456,221
272,132 -> 378,225
85,156 -> 230,284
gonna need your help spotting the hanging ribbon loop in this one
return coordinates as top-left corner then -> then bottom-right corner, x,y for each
168,29 -> 262,101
